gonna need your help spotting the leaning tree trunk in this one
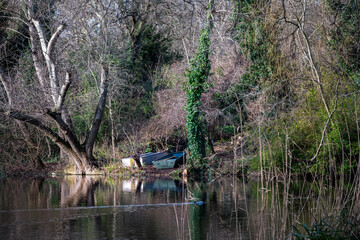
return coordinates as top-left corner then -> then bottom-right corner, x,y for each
0,0 -> 110,174
5,75 -> 108,175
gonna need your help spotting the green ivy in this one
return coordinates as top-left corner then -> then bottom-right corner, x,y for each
185,1 -> 213,169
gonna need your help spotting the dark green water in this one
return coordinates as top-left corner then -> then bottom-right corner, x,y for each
0,176 -> 342,239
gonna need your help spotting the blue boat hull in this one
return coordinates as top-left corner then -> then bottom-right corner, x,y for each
153,152 -> 186,169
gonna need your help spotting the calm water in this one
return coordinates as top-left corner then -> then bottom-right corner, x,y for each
0,176 -> 342,239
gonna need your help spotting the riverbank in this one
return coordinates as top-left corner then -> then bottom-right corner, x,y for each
0,141 -> 242,179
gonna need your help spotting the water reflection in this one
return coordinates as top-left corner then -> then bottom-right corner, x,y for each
61,176 -> 99,207
0,176 -> 355,239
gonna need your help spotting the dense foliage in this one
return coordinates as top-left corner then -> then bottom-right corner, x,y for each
185,23 -> 211,169
229,0 -> 360,178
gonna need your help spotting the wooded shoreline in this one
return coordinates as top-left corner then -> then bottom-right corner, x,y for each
1,0 -> 360,182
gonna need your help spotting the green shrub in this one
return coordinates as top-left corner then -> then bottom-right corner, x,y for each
289,211 -> 360,240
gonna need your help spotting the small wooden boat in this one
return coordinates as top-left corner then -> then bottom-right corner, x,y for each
153,152 -> 186,169
140,152 -> 168,166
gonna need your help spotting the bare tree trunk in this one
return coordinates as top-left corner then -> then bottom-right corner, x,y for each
85,64 -> 109,166
0,1 -> 110,174
108,99 -> 116,160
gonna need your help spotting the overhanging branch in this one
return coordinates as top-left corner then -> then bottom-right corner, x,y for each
4,110 -> 70,150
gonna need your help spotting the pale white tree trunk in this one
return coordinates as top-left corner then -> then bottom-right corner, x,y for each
0,0 -> 110,174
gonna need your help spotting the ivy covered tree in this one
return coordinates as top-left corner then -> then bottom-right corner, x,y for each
185,0 -> 214,170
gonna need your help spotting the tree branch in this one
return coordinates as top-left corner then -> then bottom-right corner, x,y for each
85,64 -> 109,154
31,19 -> 48,55
309,78 -> 340,162
47,22 -> 67,57
45,110 -> 82,150
298,20 -> 331,116
27,0 -> 47,91
4,109 -> 87,172
4,110 -> 70,150
31,18 -> 66,105
55,70 -> 72,111
0,67 -> 12,106
281,0 -> 300,28
45,110 -> 87,164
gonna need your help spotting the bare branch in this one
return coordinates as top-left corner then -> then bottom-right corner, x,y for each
0,15 -> 29,26
28,26 -> 47,90
299,24 -> 331,116
310,78 -> 340,162
4,110 -> 69,149
309,112 -> 334,161
45,110 -> 82,150
31,18 -> 66,105
0,67 -> 12,106
3,27 -> 29,39
27,0 -> 47,94
281,0 -> 300,28
85,64 -> 109,154
31,19 -> 48,54
56,70 -> 72,111
47,22 -> 67,57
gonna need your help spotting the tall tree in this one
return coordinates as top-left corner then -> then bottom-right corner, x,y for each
0,0 -> 110,174
185,0 -> 214,170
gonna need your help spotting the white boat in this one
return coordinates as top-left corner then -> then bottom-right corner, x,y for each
121,157 -> 135,167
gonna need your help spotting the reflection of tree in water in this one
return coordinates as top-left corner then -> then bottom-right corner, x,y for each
60,176 -> 100,207
58,176 -> 105,240
187,181 -> 207,240
0,177 -> 52,209
29,177 -> 45,204
135,180 -> 143,197
185,179 -> 253,240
